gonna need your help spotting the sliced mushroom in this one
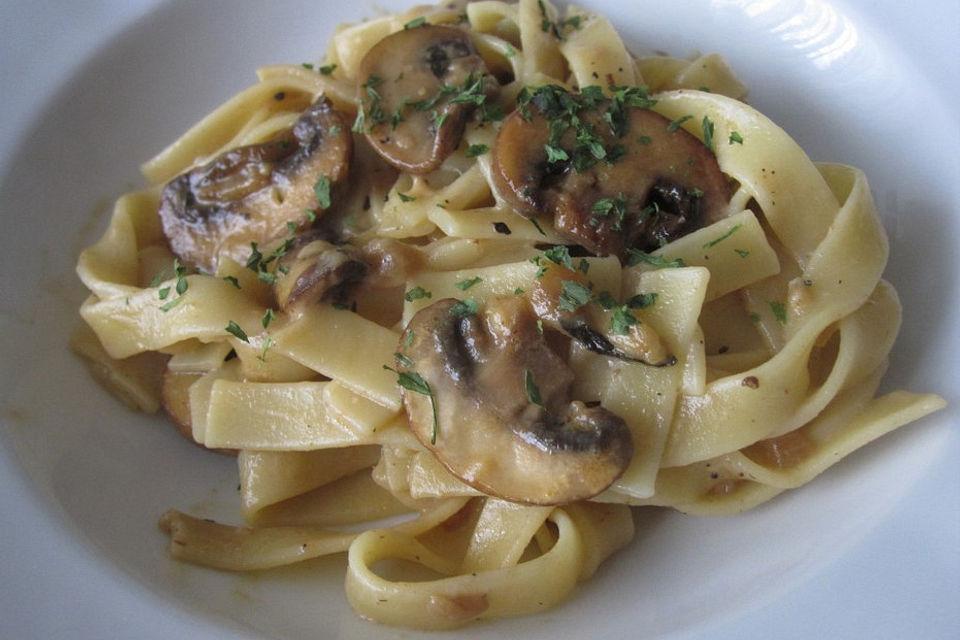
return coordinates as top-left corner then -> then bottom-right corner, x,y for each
396,296 -> 633,505
356,24 -> 497,174
273,235 -> 367,311
530,260 -> 674,366
492,86 -> 729,257
159,96 -> 352,273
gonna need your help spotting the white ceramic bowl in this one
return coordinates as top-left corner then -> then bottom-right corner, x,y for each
1,1 -> 957,638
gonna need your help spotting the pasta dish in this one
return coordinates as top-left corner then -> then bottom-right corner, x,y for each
72,0 -> 945,630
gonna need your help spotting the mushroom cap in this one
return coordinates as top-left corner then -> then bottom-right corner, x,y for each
159,96 -> 352,273
397,296 -> 633,505
356,24 -> 497,174
492,87 -> 729,257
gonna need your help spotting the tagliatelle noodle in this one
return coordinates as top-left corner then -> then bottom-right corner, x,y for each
73,0 -> 944,630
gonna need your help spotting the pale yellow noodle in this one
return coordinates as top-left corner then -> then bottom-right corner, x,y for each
73,0 -> 944,631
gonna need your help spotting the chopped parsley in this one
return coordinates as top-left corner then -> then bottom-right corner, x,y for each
625,249 -> 686,268
701,116 -> 715,152
610,306 -> 639,335
768,300 -> 788,324
667,114 -> 693,132
404,286 -> 432,302
537,0 -> 584,39
225,321 -> 249,343
397,192 -> 416,203
590,193 -> 627,230
543,245 -> 573,269
545,144 -> 569,163
627,292 -> 658,309
245,243 -> 264,270
314,176 -> 332,209
383,364 -> 438,444
558,280 -> 592,312
450,298 -> 479,317
261,308 -> 276,329
403,16 -> 427,29
518,85 -> 655,177
524,370 -> 544,407
529,217 -> 547,236
158,259 -> 189,312
593,290 -> 618,309
465,143 -> 490,158
455,277 -> 483,291
702,223 -> 743,249
318,64 -> 337,75
258,336 -> 275,363
729,131 -> 744,145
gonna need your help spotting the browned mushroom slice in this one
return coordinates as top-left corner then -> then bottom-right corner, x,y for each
356,24 -> 497,174
273,235 -> 368,311
530,260 -> 674,366
492,85 -> 729,257
159,96 -> 352,273
395,296 -> 633,505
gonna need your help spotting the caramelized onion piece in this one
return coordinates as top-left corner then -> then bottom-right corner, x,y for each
159,96 -> 352,273
396,296 -> 633,505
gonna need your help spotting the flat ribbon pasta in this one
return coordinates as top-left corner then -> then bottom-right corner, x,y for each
71,0 -> 944,631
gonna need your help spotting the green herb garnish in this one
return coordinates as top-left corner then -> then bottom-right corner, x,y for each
525,370 -> 544,407
404,286 -> 432,302
261,308 -> 276,329
768,301 -> 788,324
384,365 -> 438,444
450,298 -> 479,317
610,306 -> 639,335
701,116 -> 715,152
455,277 -> 483,291
558,280 -> 592,312
627,292 -> 658,309
667,115 -> 693,132
625,249 -> 686,268
225,321 -> 249,343
465,143 -> 490,158
314,176 -> 332,209
703,223 -> 743,249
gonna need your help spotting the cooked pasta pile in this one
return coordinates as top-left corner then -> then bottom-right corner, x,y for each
73,0 -> 944,630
